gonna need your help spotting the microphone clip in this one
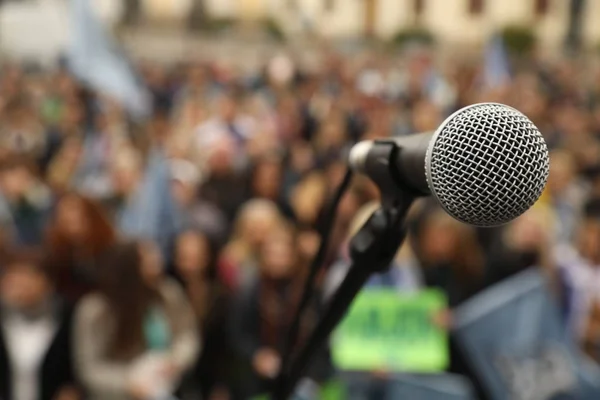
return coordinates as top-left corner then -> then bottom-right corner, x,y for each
367,140 -> 421,209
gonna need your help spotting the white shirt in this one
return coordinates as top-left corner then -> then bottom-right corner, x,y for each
2,313 -> 57,400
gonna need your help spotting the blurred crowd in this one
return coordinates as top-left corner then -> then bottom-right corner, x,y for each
1,44 -> 600,400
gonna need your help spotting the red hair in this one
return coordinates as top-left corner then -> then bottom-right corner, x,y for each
45,193 -> 116,301
46,193 -> 116,260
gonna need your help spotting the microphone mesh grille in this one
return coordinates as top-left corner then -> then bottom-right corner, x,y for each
426,103 -> 549,227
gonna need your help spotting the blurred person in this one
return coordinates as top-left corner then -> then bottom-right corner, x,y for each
413,207 -> 485,307
107,147 -> 144,216
0,251 -> 78,400
410,99 -> 443,134
312,113 -> 348,163
173,97 -> 206,138
73,102 -> 132,200
41,98 -> 86,175
170,98 -> 207,161
45,193 -> 116,304
245,130 -> 281,161
176,64 -> 216,102
200,137 -> 251,223
0,64 -> 24,111
173,230 -> 232,400
170,159 -> 228,245
74,241 -> 199,400
0,156 -> 52,247
195,91 -> 257,156
545,150 -> 589,244
0,96 -> 46,164
46,137 -> 83,194
145,105 -> 173,151
282,141 -> 316,192
289,172 -> 327,229
219,199 -> 282,291
248,153 -> 293,219
485,204 -> 558,287
551,103 -> 590,152
109,147 -> 180,258
273,93 -> 303,142
230,222 -> 332,398
555,207 -> 600,359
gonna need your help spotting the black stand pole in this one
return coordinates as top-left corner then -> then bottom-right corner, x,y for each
275,190 -> 415,399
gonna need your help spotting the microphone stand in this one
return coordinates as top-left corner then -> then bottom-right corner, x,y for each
275,142 -> 417,399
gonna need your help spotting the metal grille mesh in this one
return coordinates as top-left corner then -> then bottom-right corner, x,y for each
426,103 -> 549,227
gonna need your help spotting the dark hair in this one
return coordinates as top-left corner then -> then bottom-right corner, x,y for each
98,241 -> 160,360
0,154 -> 35,175
1,248 -> 51,280
584,199 -> 600,219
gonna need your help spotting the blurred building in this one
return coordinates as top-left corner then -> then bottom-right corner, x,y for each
0,0 -> 597,61
150,0 -> 595,48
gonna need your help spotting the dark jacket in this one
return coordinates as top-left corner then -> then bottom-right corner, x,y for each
0,302 -> 76,400
230,277 -> 334,399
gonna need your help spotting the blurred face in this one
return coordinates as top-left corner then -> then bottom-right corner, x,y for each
420,215 -> 460,263
1,265 -> 51,311
56,196 -> 89,238
111,160 -> 141,196
547,154 -> 574,195
318,121 -> 345,149
578,220 -> 600,264
412,101 -> 441,133
138,242 -> 163,287
218,96 -> 237,122
171,180 -> 196,206
253,161 -> 282,199
241,210 -> 279,247
292,178 -> 326,225
61,100 -> 84,130
261,230 -> 296,279
0,166 -> 31,200
189,65 -> 206,88
175,231 -> 210,278
506,210 -> 549,254
150,114 -> 171,141
206,139 -> 236,176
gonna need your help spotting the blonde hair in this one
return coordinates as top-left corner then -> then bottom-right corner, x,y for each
231,199 -> 282,241
290,172 -> 328,224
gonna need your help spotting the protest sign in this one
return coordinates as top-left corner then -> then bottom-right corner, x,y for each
332,289 -> 448,372
453,268 -> 600,400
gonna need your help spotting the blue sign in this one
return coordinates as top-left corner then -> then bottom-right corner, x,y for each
453,269 -> 600,400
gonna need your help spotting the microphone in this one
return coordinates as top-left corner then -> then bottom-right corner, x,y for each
349,102 -> 550,226
276,103 -> 549,399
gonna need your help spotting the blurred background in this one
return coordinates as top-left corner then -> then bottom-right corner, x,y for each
0,0 -> 600,399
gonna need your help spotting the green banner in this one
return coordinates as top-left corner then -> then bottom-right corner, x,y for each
332,289 -> 448,372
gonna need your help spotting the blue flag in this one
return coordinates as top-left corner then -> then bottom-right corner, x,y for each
453,269 -> 600,400
483,34 -> 511,89
67,0 -> 151,119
